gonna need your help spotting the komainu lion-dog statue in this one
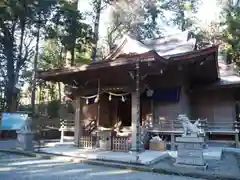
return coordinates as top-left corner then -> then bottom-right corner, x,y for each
177,114 -> 202,136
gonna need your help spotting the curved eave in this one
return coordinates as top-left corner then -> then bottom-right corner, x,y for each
193,75 -> 240,91
36,50 -> 167,81
166,45 -> 219,61
36,46 -> 219,82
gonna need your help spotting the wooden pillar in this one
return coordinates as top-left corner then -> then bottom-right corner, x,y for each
131,60 -> 142,152
96,79 -> 100,148
235,133 -> 239,148
74,97 -> 81,146
151,99 -> 154,124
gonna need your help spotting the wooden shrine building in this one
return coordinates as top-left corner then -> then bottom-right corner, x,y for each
37,31 -> 240,151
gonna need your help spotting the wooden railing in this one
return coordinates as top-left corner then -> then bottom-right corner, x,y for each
150,119 -> 240,134
152,119 -> 207,131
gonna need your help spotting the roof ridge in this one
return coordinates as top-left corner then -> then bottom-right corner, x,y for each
103,35 -> 153,61
143,30 -> 190,45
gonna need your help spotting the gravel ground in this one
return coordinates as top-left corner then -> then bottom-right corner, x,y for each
153,152 -> 240,178
0,140 -> 17,150
1,140 -> 240,179
0,153 -> 207,180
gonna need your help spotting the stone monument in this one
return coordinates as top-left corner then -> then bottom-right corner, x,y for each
174,114 -> 207,170
16,117 -> 34,151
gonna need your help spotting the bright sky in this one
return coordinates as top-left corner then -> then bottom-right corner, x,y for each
78,0 -> 221,38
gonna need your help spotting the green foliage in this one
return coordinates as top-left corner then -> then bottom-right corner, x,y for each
45,0 -> 93,63
160,0 -> 200,31
47,100 -> 61,117
19,104 -> 32,112
104,0 -> 163,52
104,0 -> 200,52
39,39 -> 63,70
220,1 -> 240,64
0,0 -> 93,111
0,0 -> 58,111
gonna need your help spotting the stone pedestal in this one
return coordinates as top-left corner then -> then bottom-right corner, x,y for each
174,136 -> 207,170
17,132 -> 34,151
98,130 -> 112,150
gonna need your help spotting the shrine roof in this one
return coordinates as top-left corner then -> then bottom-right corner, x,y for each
36,31 -> 218,81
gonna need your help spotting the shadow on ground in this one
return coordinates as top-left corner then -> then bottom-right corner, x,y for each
152,152 -> 240,179
0,153 -> 203,180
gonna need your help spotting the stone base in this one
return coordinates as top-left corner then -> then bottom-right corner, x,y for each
16,132 -> 34,151
174,162 -> 208,171
129,148 -> 144,153
176,136 -> 204,143
175,135 -> 206,170
175,155 -> 205,166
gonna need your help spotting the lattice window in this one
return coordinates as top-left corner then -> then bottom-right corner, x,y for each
78,136 -> 96,149
112,137 -> 130,152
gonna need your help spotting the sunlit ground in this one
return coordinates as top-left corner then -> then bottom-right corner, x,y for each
0,153 -> 206,180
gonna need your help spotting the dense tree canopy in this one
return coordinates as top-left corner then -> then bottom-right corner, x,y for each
0,0 -> 239,112
0,0 -> 93,112
220,0 -> 240,64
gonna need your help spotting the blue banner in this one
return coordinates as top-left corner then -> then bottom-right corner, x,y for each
1,112 -> 28,130
152,87 -> 181,102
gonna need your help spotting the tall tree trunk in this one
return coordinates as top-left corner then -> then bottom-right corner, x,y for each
65,0 -> 78,66
31,12 -> 41,115
57,82 -> 61,102
180,10 -> 186,31
38,82 -> 42,113
176,0 -> 186,32
13,11 -> 26,111
58,47 -> 63,102
70,3 -> 77,66
1,19 -> 16,112
91,0 -> 102,62
5,42 -> 15,112
65,50 -> 72,67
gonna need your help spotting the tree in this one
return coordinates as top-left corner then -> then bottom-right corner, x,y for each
38,39 -> 63,105
0,0 -> 93,112
97,0 -> 163,56
31,0 -> 57,114
190,22 -> 222,49
91,0 -> 102,61
220,0 -> 240,65
111,0 -> 162,40
34,0 -> 93,110
46,0 -> 92,65
0,0 -> 40,111
160,0 -> 200,31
